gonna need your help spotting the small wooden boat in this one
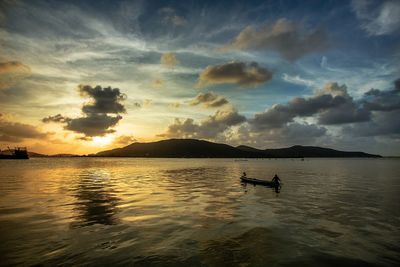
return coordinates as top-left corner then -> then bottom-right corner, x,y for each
240,176 -> 280,187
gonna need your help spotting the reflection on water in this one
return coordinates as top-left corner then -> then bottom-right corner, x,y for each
70,170 -> 120,227
241,181 -> 281,193
0,158 -> 399,266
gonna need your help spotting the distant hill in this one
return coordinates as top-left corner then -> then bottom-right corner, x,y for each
28,152 -> 80,158
261,145 -> 379,158
51,153 -> 80,157
95,139 -> 381,158
28,151 -> 48,157
95,139 -> 261,158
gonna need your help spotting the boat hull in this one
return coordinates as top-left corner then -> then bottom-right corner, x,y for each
240,177 -> 279,187
0,154 -> 29,159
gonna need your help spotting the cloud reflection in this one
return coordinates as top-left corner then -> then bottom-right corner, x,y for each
70,170 -> 120,227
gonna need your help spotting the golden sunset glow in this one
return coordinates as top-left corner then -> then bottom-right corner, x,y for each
91,136 -> 115,147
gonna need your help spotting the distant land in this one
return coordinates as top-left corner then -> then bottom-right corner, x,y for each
28,152 -> 80,158
91,139 -> 381,158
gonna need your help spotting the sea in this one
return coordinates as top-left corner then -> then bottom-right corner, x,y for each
0,158 -> 399,266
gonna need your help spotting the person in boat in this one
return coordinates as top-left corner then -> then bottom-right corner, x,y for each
271,174 -> 281,185
242,172 -> 247,178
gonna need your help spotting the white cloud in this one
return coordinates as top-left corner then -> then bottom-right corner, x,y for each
282,73 -> 315,87
352,0 -> 400,36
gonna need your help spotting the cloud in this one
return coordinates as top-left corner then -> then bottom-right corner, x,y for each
0,119 -> 48,142
343,110 -> 400,137
43,85 -> 126,138
190,92 -> 229,108
160,52 -> 179,67
282,73 -> 315,87
197,61 -> 272,87
0,61 -> 31,90
249,79 -> 400,144
232,122 -> 327,148
352,0 -> 400,36
250,82 -> 370,130
160,107 -> 246,139
342,79 -> 400,137
65,114 -> 122,137
221,18 -> 328,60
42,114 -> 71,123
0,61 -> 31,74
318,101 -> 370,125
79,85 -> 126,114
112,135 -> 137,146
159,7 -> 187,26
362,79 -> 400,111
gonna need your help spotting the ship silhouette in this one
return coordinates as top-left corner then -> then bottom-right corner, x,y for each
0,147 -> 29,159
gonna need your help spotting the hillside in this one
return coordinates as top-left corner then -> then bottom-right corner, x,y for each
95,139 -> 381,158
96,139 -> 262,158
261,145 -> 378,158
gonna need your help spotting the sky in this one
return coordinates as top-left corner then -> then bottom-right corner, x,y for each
0,0 -> 399,156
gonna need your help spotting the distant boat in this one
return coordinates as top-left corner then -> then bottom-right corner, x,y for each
240,176 -> 280,187
0,147 -> 29,159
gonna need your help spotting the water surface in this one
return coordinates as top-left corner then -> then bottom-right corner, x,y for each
0,158 -> 399,266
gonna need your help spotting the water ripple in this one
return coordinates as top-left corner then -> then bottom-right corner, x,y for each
0,158 -> 399,266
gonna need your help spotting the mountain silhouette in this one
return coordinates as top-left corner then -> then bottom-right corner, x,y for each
94,139 -> 381,158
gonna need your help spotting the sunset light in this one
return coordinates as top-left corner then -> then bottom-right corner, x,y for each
91,135 -> 114,147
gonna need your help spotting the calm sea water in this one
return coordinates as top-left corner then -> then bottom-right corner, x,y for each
0,158 -> 399,266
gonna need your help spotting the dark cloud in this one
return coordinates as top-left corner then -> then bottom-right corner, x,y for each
250,83 -> 370,130
197,61 -> 272,87
65,114 -> 122,137
343,79 -> 400,137
0,120 -> 48,142
251,104 -> 295,129
362,80 -> 400,111
79,85 -> 126,114
190,92 -> 228,108
42,114 -> 71,123
221,18 -> 328,61
232,122 -> 327,148
43,85 -> 126,138
343,111 -> 400,137
160,107 -> 246,139
277,123 -> 327,143
318,102 -> 370,124
249,79 -> 400,143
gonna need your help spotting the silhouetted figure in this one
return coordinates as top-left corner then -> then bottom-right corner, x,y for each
242,172 -> 247,178
271,174 -> 281,184
272,174 -> 281,192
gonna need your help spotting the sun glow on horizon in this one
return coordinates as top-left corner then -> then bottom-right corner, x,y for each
91,136 -> 114,147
